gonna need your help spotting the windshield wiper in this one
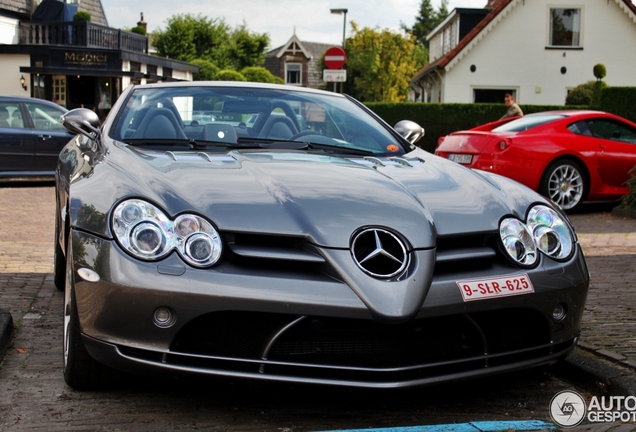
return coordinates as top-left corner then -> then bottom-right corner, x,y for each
303,142 -> 375,156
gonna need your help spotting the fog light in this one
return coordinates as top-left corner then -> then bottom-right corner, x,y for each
552,304 -> 567,321
153,307 -> 176,328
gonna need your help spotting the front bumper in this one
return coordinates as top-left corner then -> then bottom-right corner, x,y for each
71,230 -> 589,388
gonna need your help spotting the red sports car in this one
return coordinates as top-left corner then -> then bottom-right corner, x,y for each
435,110 -> 636,211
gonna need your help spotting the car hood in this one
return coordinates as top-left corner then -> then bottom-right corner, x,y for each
69,143 -> 543,249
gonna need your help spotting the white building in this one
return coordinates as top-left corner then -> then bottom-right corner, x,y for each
411,0 -> 636,105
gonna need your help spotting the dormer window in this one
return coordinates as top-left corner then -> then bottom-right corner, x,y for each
549,8 -> 581,47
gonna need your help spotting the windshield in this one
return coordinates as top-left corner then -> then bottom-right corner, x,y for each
492,114 -> 565,133
110,85 -> 405,156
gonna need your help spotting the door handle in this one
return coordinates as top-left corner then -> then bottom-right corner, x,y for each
38,134 -> 52,140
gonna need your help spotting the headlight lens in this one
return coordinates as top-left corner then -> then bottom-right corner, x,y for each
527,205 -> 573,260
500,218 -> 538,266
499,204 -> 574,266
112,199 -> 222,267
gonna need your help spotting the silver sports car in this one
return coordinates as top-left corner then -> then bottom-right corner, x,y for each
55,82 -> 589,390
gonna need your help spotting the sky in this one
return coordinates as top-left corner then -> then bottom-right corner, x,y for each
100,0 -> 487,50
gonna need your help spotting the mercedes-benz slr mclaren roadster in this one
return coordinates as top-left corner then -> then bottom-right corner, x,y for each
55,82 -> 589,390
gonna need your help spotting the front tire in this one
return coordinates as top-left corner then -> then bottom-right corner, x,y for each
63,236 -> 113,390
539,160 -> 587,211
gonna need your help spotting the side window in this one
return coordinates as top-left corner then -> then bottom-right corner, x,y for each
567,120 -> 592,136
0,103 -> 27,129
26,103 -> 66,131
588,119 -> 636,144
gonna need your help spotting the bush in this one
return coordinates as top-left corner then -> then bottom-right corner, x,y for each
593,63 -> 607,80
130,26 -> 146,36
241,66 -> 283,84
599,87 -> 636,121
73,11 -> 91,22
215,69 -> 246,81
191,59 -> 219,81
566,84 -> 593,106
621,166 -> 636,209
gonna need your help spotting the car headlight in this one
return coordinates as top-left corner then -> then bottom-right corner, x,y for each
112,199 -> 222,267
500,218 -> 538,266
527,205 -> 573,260
499,204 -> 574,266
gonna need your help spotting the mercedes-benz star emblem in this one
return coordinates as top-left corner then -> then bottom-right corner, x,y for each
351,228 -> 408,279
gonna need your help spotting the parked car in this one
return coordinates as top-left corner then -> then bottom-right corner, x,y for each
435,110 -> 636,211
56,82 -> 589,390
0,96 -> 71,180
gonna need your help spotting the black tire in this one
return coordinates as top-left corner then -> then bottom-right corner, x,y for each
63,237 -> 113,390
539,160 -> 587,212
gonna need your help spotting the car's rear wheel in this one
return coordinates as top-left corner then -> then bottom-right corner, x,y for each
63,236 -> 113,390
540,160 -> 587,211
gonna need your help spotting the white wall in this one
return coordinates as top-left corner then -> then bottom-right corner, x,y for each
0,16 -> 19,44
0,55 -> 31,97
442,0 -> 636,104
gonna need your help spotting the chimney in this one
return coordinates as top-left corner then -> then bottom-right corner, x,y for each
137,12 -> 147,32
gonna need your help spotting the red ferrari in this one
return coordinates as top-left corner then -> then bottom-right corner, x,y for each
435,110 -> 636,211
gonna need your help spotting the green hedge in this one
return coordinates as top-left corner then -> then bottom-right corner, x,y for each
365,102 -> 565,153
599,87 -> 636,122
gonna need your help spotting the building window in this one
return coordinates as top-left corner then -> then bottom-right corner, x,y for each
473,89 -> 516,104
285,63 -> 301,85
550,8 -> 581,47
53,76 -> 66,107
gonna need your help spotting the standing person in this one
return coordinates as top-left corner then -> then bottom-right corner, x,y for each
500,92 -> 523,119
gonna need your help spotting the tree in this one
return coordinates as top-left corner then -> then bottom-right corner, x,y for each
152,14 -> 269,70
403,0 -> 450,49
229,24 -> 270,70
343,22 -> 421,102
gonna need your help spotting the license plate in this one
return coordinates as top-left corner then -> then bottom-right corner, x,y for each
457,274 -> 534,302
449,154 -> 473,164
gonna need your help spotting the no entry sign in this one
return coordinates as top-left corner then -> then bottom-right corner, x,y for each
324,46 -> 346,69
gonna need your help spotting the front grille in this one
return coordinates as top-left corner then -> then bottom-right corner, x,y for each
150,308 -> 568,385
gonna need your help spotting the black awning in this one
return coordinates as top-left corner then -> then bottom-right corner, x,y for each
20,66 -> 142,78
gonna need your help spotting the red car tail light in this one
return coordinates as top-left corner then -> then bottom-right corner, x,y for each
497,138 -> 512,151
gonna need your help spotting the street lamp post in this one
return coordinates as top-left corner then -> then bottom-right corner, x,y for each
330,8 -> 348,48
330,8 -> 348,92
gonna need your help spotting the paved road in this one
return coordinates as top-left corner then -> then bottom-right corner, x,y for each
0,185 -> 635,431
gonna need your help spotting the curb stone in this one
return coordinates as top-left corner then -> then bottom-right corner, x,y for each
0,309 -> 13,362
554,347 -> 636,397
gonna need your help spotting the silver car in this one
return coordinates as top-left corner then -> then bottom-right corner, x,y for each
55,82 -> 589,390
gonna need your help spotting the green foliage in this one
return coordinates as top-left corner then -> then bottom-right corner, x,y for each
343,22 -> 420,102
130,26 -> 146,35
622,165 -> 636,209
599,87 -> 636,121
229,25 -> 270,70
241,66 -> 283,84
566,81 -> 607,106
593,63 -> 607,80
191,59 -> 219,81
153,14 -> 269,72
366,102 -> 566,153
73,11 -> 91,22
215,69 -> 246,81
402,0 -> 449,49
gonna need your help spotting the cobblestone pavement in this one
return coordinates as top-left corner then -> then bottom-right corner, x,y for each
0,185 -> 635,431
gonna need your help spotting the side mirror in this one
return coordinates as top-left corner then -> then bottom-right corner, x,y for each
62,108 -> 101,141
394,120 -> 425,145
